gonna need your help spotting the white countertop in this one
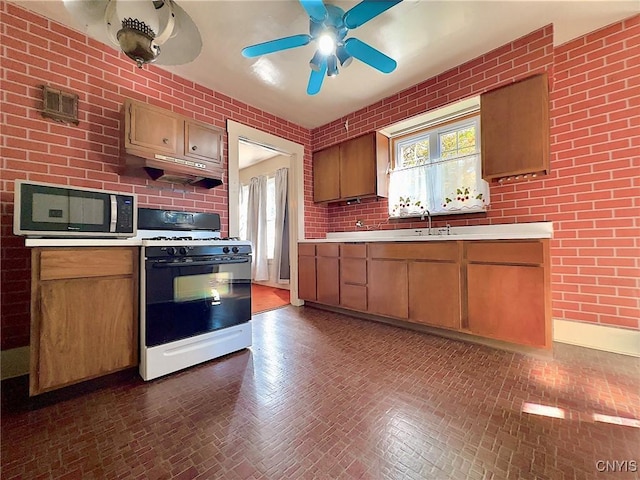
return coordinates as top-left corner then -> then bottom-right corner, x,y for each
25,238 -> 142,247
301,221 -> 553,243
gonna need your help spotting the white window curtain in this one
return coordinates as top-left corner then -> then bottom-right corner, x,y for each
388,154 -> 489,216
247,175 -> 269,281
273,167 -> 290,284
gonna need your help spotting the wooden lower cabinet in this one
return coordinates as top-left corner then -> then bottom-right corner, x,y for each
299,239 -> 550,349
467,264 -> 546,347
409,261 -> 461,329
30,247 -> 139,395
340,243 -> 367,311
298,244 -> 317,301
316,256 -> 339,305
368,259 -> 408,319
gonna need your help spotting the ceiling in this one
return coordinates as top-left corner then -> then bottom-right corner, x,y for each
12,1 -> 639,129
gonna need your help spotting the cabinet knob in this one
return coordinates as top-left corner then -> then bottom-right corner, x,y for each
162,138 -> 169,144
191,145 -> 198,151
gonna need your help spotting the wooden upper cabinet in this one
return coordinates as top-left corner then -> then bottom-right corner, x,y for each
313,132 -> 389,203
313,144 -> 341,203
185,121 -> 222,165
126,101 -> 182,156
481,73 -> 550,182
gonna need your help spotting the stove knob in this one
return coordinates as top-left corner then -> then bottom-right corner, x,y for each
223,246 -> 230,254
166,247 -> 176,256
232,246 -> 239,254
178,247 -> 188,256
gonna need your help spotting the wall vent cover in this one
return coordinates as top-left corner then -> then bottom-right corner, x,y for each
41,86 -> 79,125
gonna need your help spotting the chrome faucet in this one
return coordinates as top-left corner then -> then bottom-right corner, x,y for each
420,209 -> 432,235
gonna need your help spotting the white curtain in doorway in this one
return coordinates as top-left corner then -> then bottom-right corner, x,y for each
273,167 -> 290,283
247,175 -> 269,281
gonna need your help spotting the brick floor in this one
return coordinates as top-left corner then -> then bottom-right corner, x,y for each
1,306 -> 639,479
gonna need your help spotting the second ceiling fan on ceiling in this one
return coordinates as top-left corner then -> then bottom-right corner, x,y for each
241,0 -> 403,95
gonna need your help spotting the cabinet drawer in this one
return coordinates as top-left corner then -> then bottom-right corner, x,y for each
369,242 -> 460,261
341,284 -> 367,311
466,241 -> 544,265
298,243 -> 316,256
341,258 -> 367,285
341,243 -> 366,258
317,243 -> 339,257
39,248 -> 134,280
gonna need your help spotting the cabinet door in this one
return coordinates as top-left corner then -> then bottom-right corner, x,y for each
35,276 -> 136,393
316,257 -> 340,305
127,101 -> 181,155
408,261 -> 460,329
298,255 -> 317,301
481,73 -> 550,180
368,259 -> 408,319
313,145 -> 341,203
467,264 -> 546,347
340,133 -> 376,199
185,121 -> 222,165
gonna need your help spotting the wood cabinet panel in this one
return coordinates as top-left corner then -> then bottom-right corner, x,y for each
316,257 -> 340,305
313,132 -> 389,203
467,264 -> 546,347
370,242 -> 460,261
340,133 -> 377,199
317,243 -> 339,257
127,101 -> 181,155
298,243 -> 316,256
30,247 -> 138,395
368,259 -> 408,319
313,145 -> 341,203
37,276 -> 136,391
40,249 -> 134,280
466,241 -> 544,265
298,255 -> 317,301
341,258 -> 367,285
184,121 -> 222,165
481,73 -> 550,181
341,284 -> 367,311
408,261 -> 461,329
341,243 -> 366,258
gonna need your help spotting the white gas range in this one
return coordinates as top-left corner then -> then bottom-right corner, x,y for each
136,208 -> 252,381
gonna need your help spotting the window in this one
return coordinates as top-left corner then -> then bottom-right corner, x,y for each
388,114 -> 489,218
239,176 -> 276,260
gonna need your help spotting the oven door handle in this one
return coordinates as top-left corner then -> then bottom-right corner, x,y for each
151,258 -> 250,268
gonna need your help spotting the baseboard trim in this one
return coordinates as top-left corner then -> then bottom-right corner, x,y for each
1,346 -> 30,380
553,319 -> 640,357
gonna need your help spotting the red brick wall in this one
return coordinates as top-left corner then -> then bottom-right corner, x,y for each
308,17 -> 640,330
0,2 -> 315,350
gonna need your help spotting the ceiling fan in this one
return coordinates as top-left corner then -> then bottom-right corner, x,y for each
63,0 -> 202,68
242,0 -> 403,95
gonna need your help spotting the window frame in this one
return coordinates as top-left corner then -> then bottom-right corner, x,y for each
388,111 -> 488,218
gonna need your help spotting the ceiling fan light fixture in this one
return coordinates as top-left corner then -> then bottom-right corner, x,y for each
317,31 -> 336,55
336,45 -> 352,68
117,19 -> 160,68
327,55 -> 338,77
309,50 -> 323,71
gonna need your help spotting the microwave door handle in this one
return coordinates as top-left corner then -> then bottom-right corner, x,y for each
110,195 -> 117,232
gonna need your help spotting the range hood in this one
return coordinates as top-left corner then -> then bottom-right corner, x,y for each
123,150 -> 224,190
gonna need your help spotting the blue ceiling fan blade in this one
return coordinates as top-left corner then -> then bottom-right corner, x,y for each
344,37 -> 397,73
307,58 -> 328,95
299,0 -> 328,23
344,0 -> 403,29
242,34 -> 311,58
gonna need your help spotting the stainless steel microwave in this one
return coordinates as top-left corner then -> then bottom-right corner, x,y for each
14,180 -> 137,237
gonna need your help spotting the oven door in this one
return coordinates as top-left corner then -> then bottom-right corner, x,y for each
144,255 -> 251,347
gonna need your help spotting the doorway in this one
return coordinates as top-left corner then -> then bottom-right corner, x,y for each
226,120 -> 305,306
